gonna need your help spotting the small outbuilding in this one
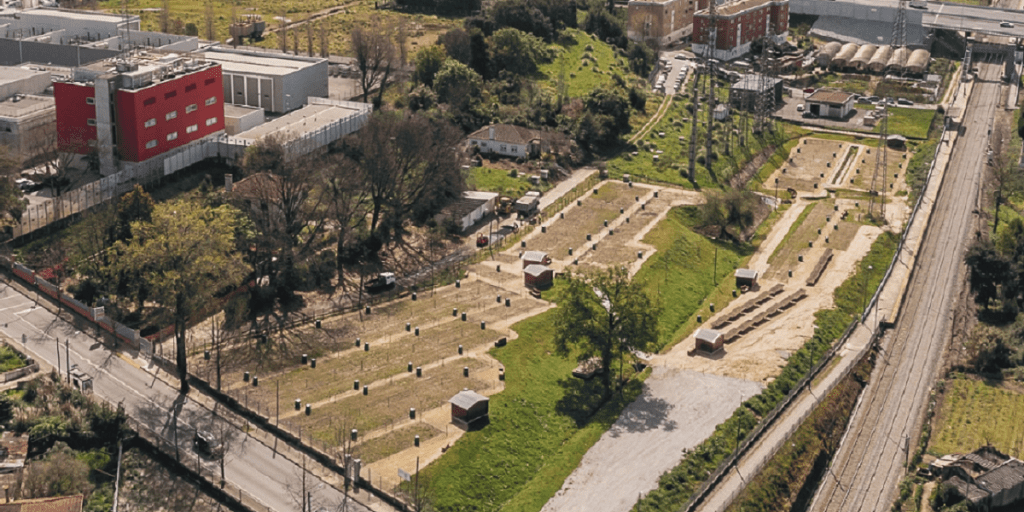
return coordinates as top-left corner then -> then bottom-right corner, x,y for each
524,264 -> 554,289
886,134 -> 907,150
695,328 -> 724,353
434,191 -> 499,233
522,250 -> 552,268
450,389 -> 489,429
734,268 -> 759,289
805,89 -> 856,119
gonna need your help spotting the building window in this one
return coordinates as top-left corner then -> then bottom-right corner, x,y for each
500,145 -> 507,152
86,118 -> 97,126
86,97 -> 95,105
205,78 -> 216,86
143,97 -> 156,106
164,90 -> 177,100
186,104 -> 198,114
511,146 -> 517,153
205,96 -> 217,106
205,117 -> 218,126
167,131 -> 178,141
145,140 -> 157,149
185,83 -> 197,92
144,118 -> 156,128
186,124 -> 198,134
166,110 -> 178,121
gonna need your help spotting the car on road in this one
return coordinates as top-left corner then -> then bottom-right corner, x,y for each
803,88 -> 815,94
1001,21 -> 1014,28
674,54 -> 687,60
193,429 -> 224,458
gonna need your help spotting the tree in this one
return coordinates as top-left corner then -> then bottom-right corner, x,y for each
114,199 -> 249,393
351,19 -> 399,110
236,136 -> 328,302
488,27 -> 546,77
336,112 -> 465,258
23,442 -> 93,499
965,240 -> 1015,311
990,152 -> 1022,234
413,44 -> 447,87
204,0 -> 215,41
439,28 -> 473,66
0,145 -> 27,230
554,267 -> 659,398
700,189 -> 759,242
110,184 -> 155,243
433,58 -> 483,107
26,124 -> 82,201
491,0 -> 554,41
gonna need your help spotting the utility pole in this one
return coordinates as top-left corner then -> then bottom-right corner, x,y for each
64,338 -> 70,384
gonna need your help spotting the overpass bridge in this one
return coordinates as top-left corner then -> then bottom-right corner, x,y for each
791,0 -> 1024,40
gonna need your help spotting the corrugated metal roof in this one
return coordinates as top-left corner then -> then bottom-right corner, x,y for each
524,264 -> 551,277
523,251 -> 548,262
696,328 -> 722,343
449,390 -> 488,409
734,269 -> 758,280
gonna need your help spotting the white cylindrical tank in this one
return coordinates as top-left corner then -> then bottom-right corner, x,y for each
886,47 -> 910,73
868,46 -> 893,73
832,43 -> 859,69
905,49 -> 931,75
816,42 -> 843,67
850,44 -> 877,71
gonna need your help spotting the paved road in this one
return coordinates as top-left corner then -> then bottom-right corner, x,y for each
0,281 -> 369,512
809,59 -> 1000,512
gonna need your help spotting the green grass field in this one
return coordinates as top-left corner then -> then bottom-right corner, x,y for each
930,375 -> 1024,458
468,167 -> 552,198
874,107 -> 937,140
633,207 -> 753,351
419,289 -> 649,512
538,29 -> 638,99
0,345 -> 25,373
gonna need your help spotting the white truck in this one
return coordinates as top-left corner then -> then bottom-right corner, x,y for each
514,191 -> 542,217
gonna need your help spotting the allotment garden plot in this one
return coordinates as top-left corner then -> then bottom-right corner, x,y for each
189,277 -> 549,463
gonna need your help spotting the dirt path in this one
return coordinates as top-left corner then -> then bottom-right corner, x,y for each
540,368 -> 762,512
629,94 -> 675,146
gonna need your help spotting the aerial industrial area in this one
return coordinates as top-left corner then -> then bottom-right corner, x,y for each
0,0 -> 1020,510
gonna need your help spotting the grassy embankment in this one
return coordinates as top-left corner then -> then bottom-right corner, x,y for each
724,348 -> 876,512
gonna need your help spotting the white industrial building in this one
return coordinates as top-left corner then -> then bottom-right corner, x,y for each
0,66 -> 55,160
200,48 -> 328,114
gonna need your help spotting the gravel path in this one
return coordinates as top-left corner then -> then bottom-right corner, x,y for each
541,368 -> 762,512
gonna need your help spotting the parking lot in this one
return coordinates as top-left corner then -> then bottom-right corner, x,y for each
653,53 -> 692,95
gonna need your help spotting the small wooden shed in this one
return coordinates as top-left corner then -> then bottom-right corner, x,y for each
522,250 -> 552,268
695,328 -> 725,353
524,264 -> 554,289
734,268 -> 759,289
450,389 -> 489,428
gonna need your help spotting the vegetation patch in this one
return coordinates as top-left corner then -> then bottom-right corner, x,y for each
930,375 -> 1024,458
0,344 -> 27,373
874,107 -> 937,140
539,29 -> 636,99
468,167 -> 549,198
725,348 -> 875,512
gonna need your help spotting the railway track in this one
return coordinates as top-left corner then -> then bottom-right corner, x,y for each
809,58 -> 1000,512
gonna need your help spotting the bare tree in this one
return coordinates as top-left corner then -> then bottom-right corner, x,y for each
351,18 -> 398,110
319,20 -> 329,58
26,124 -> 85,209
160,0 -> 170,34
305,14 -> 314,57
293,28 -> 299,56
279,11 -> 288,53
204,0 -> 215,41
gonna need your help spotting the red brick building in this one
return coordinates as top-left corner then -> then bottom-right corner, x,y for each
54,56 -> 225,175
692,0 -> 789,61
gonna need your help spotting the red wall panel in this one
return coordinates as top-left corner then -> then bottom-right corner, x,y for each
53,82 -> 98,154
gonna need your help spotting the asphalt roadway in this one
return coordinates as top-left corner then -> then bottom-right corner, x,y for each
808,59 -> 1001,512
0,280 -> 369,512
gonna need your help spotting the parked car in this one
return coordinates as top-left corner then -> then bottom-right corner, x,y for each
897,98 -> 914,106
193,430 -> 224,458
1001,21 -> 1014,28
802,111 -> 818,119
865,96 -> 880,103
803,88 -> 815,94
796,104 -> 805,112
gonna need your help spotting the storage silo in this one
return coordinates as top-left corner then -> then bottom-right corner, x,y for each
905,49 -> 931,75
850,44 -> 877,71
832,43 -> 859,69
868,46 -> 893,74
816,42 -> 843,68
886,47 -> 909,73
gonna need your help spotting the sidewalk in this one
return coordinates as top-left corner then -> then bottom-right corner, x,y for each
692,76 -> 973,512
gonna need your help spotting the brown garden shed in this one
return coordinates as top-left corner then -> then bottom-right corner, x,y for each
450,389 -> 490,429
